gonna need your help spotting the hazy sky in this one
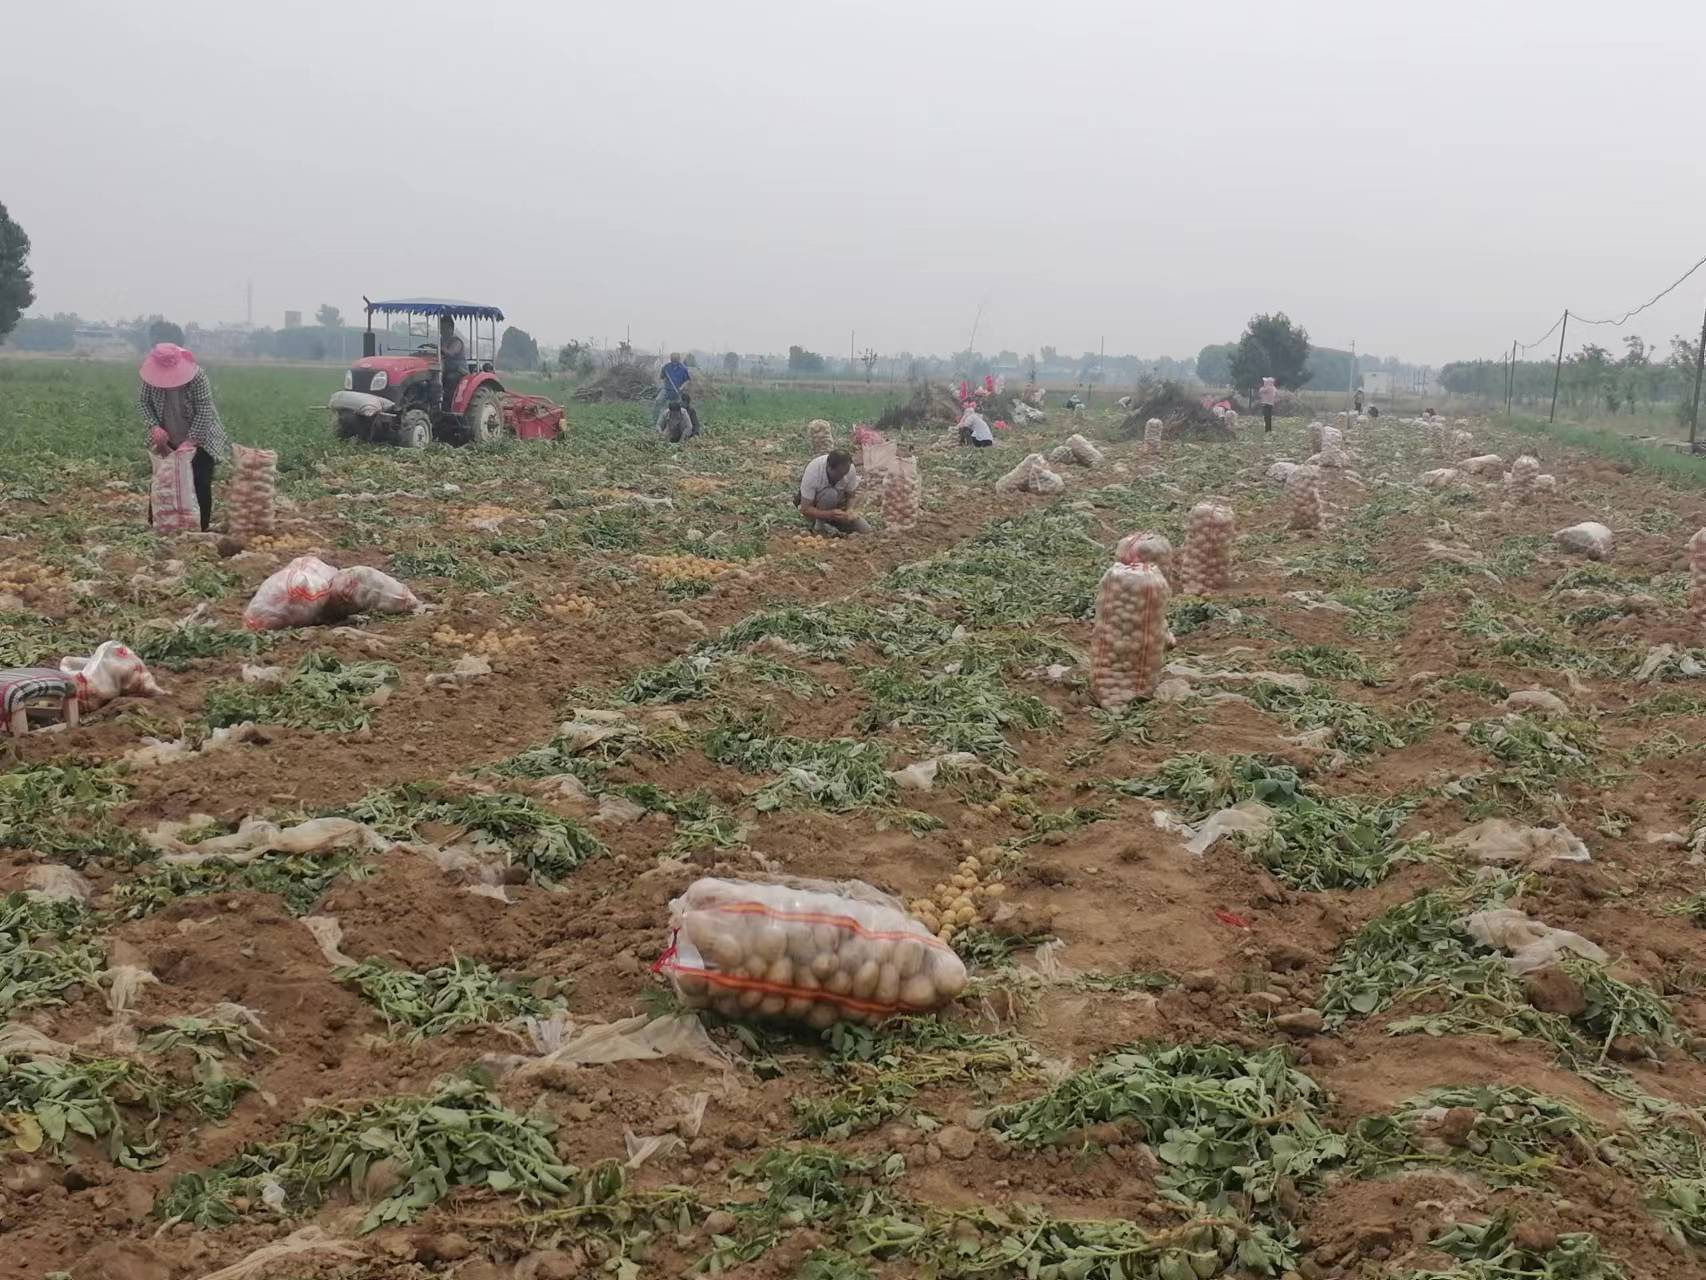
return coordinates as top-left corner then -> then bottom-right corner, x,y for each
6,0 -> 1705,366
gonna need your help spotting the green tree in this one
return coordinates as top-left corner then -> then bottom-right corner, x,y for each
722,351 -> 739,376
787,345 -> 825,373
147,317 -> 185,347
1228,313 -> 1311,394
0,202 -> 33,345
497,326 -> 540,370
558,340 -> 594,377
316,303 -> 343,329
1195,342 -> 1236,385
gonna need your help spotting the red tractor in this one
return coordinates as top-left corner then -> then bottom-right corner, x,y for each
326,298 -> 562,447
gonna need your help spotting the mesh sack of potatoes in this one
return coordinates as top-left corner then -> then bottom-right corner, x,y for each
1287,464 -> 1324,530
1065,434 -> 1105,467
1554,521 -> 1613,561
1143,418 -> 1163,454
807,420 -> 836,455
1689,528 -> 1706,635
996,452 -> 1045,493
332,565 -> 420,616
861,438 -> 898,483
1307,421 -> 1326,453
1048,445 -> 1074,464
657,876 -> 968,1027
1115,530 -> 1172,571
1506,454 -> 1540,502
1090,562 -> 1170,709
1178,501 -> 1235,594
228,444 -> 278,543
881,456 -> 920,530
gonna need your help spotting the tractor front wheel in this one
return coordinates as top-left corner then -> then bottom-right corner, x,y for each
397,409 -> 432,449
335,412 -> 370,441
464,388 -> 505,446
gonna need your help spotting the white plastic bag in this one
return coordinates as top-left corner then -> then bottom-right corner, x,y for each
657,877 -> 968,1027
150,443 -> 200,532
1554,522 -> 1613,561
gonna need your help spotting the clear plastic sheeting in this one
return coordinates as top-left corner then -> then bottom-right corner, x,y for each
1442,818 -> 1591,870
1464,907 -> 1607,974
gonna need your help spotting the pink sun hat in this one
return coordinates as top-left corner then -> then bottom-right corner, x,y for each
140,343 -> 199,389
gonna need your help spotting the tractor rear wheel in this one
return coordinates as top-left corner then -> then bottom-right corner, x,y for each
465,388 -> 505,445
397,409 -> 432,449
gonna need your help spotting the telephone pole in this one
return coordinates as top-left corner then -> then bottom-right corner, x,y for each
1548,311 -> 1570,424
1688,301 -> 1706,451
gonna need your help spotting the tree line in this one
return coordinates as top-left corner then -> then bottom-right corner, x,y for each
1440,335 -> 1701,417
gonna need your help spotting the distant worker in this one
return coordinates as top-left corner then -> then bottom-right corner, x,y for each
1063,393 -> 1085,415
1368,405 -> 1381,419
656,352 -> 699,434
1258,377 -> 1278,434
439,315 -> 467,410
136,343 -> 232,532
958,405 -> 994,448
796,449 -> 869,536
1354,387 -> 1365,413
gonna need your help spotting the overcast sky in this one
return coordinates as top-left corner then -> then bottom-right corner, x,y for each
6,0 -> 1705,365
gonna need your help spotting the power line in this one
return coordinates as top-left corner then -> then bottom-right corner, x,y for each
1515,312 -> 1565,354
1570,251 -> 1706,327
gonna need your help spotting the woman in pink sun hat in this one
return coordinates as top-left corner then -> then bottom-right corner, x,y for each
136,343 -> 232,531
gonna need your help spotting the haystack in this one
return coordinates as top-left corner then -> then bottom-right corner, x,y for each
1115,380 -> 1236,442
875,382 -> 963,431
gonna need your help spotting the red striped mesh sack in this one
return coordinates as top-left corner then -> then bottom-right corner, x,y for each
242,556 -> 339,630
655,877 -> 968,1028
1090,562 -> 1170,709
149,443 -> 199,533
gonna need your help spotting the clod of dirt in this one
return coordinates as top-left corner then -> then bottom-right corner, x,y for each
1182,970 -> 1220,992
1265,941 -> 1315,972
361,1156 -> 405,1201
1432,1106 -> 1478,1148
936,1125 -> 977,1159
702,1211 -> 738,1237
69,1243 -> 171,1280
1273,1009 -> 1325,1036
413,1232 -> 475,1263
518,1250 -> 589,1280
2,1162 -> 52,1197
1522,965 -> 1586,1017
1513,1221 -> 1560,1253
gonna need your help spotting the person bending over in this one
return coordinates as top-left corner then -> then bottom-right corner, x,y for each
796,449 -> 870,536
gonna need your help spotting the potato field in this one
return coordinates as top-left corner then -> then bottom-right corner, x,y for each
4,358 -> 1706,1280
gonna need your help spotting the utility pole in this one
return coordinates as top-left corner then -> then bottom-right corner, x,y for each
1506,341 -> 1516,417
1349,339 -> 1357,411
1689,300 -> 1706,451
1548,310 -> 1569,424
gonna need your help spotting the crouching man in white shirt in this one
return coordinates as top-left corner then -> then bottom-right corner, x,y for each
796,450 -> 871,537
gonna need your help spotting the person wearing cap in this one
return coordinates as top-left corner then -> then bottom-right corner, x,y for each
1258,376 -> 1278,434
136,343 -> 232,531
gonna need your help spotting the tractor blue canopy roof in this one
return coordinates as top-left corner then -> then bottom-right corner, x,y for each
366,298 -> 505,321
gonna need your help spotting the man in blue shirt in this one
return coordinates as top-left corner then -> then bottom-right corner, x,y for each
655,353 -> 700,435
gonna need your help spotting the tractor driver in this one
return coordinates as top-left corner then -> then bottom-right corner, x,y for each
439,315 -> 467,411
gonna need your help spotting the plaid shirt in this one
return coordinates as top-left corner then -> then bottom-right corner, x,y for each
137,371 -> 232,459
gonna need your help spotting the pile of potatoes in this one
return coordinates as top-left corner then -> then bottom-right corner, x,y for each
0,562 -> 69,607
666,878 -> 968,1028
909,850 -> 1008,941
633,553 -> 738,583
544,593 -> 597,621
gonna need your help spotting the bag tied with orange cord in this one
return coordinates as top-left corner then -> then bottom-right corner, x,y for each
655,877 -> 968,1028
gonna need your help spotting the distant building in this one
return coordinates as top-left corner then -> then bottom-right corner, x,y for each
1360,370 -> 1394,397
283,310 -> 302,329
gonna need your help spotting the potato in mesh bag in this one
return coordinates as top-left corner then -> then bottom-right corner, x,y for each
657,877 -> 968,1028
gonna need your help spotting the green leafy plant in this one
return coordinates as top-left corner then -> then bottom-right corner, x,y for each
335,955 -> 563,1040
1408,1211 -> 1626,1280
0,893 -> 104,1013
988,1042 -> 1345,1227
113,850 -> 371,917
203,652 -> 398,733
339,786 -> 604,884
155,1073 -> 575,1231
